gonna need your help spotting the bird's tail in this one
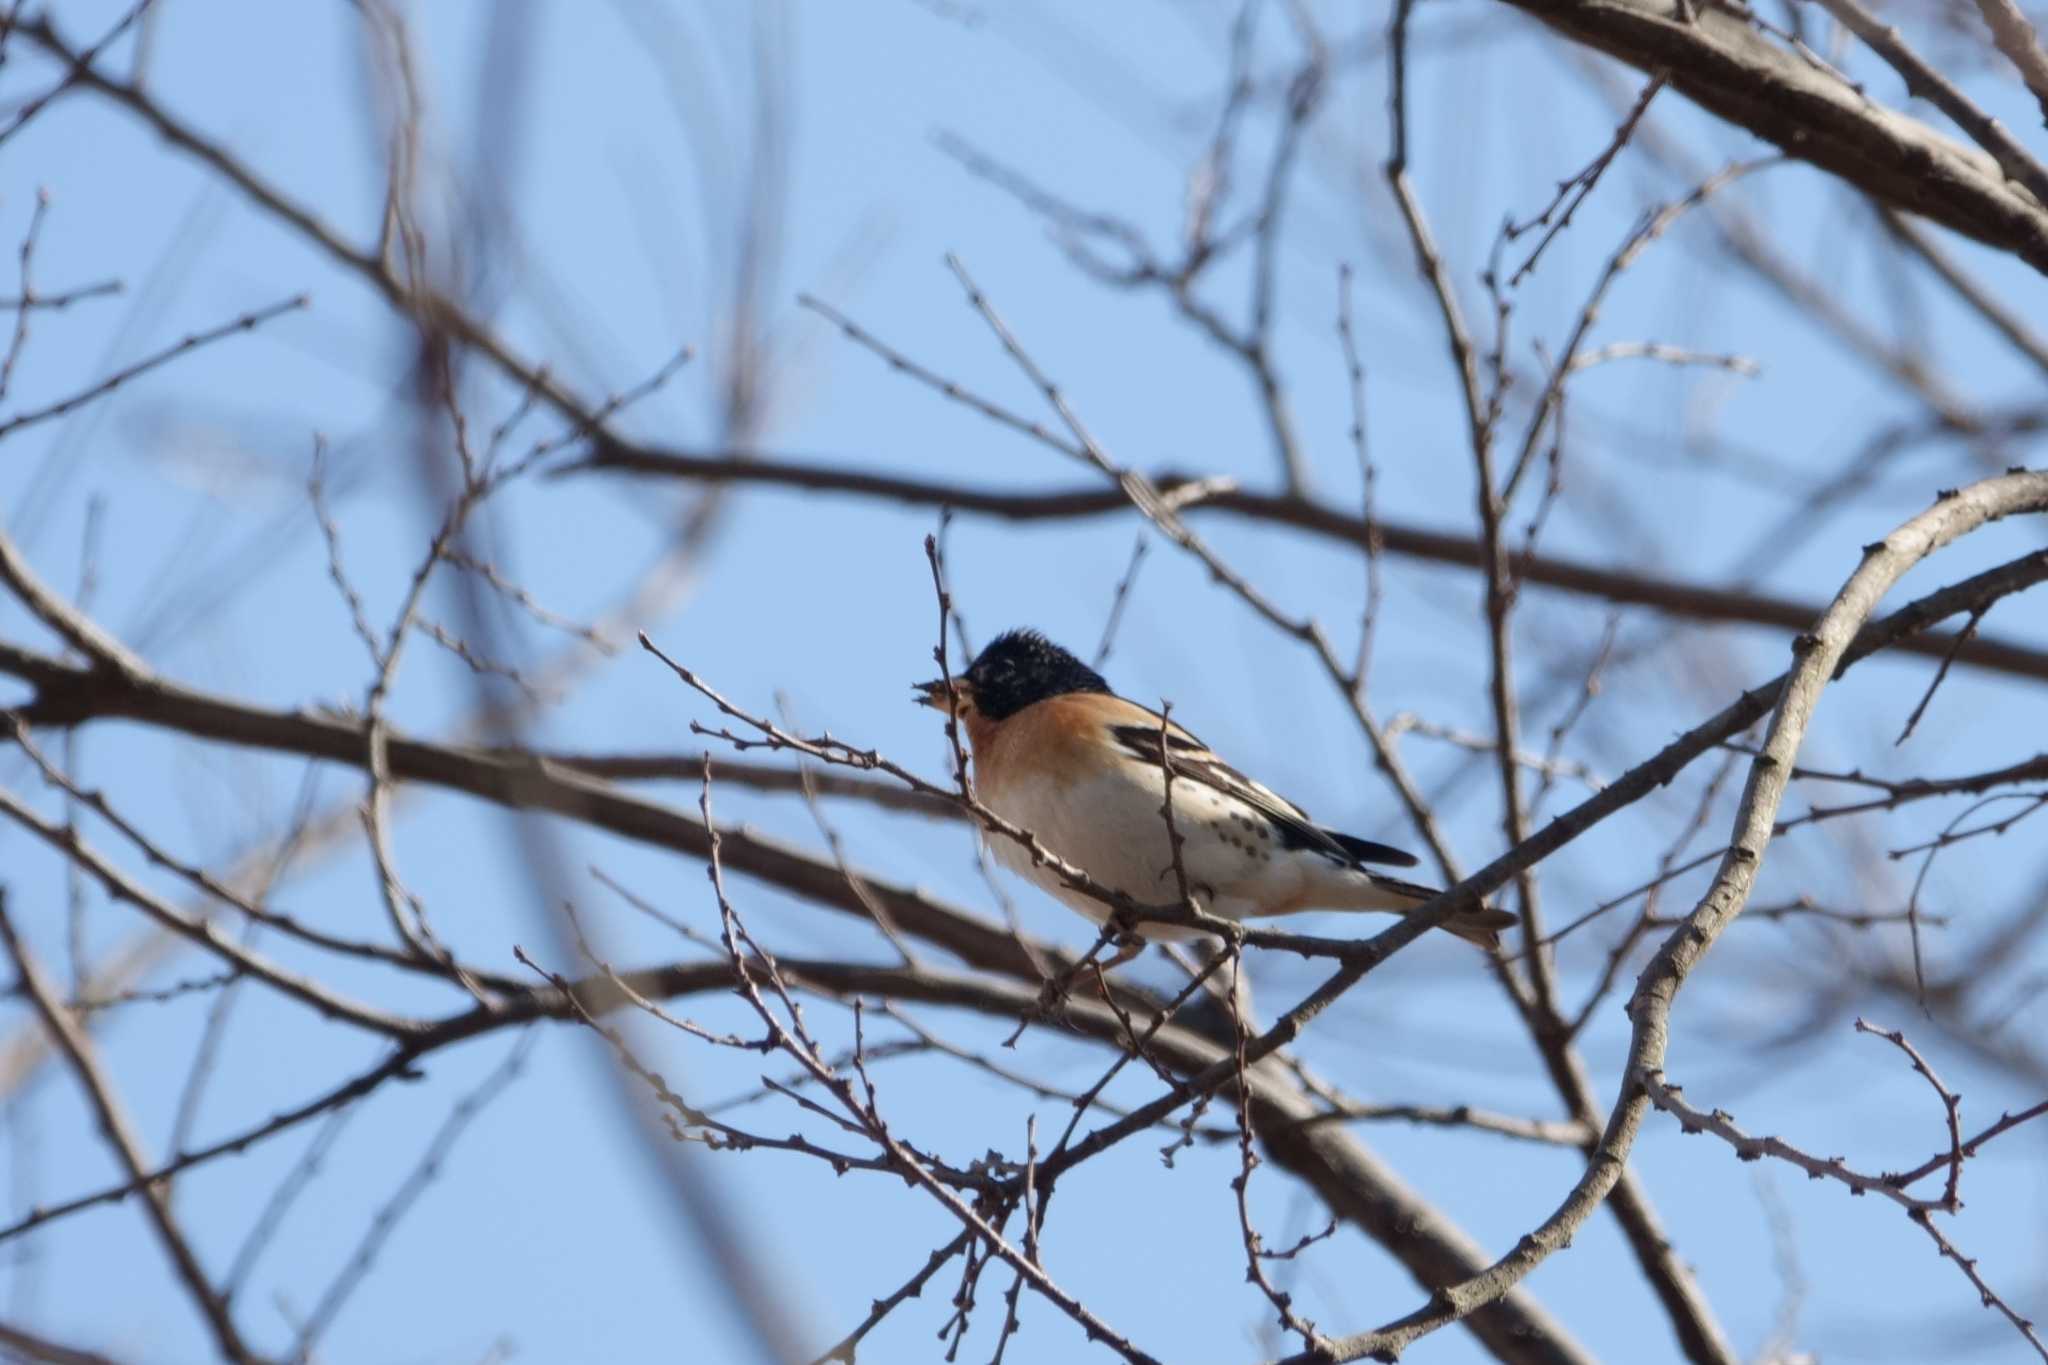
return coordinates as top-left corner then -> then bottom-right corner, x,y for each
1336,871 -> 1518,951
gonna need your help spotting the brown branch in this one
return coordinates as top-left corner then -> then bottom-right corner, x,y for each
1392,19 -> 1735,1356
1294,470 -> 2048,1363
936,15 -> 1325,497
1229,951 -> 1330,1353
0,0 -> 153,145
6,531 -> 2043,990
6,517 -> 2044,1361
0,1321 -> 127,1365
4,715 -> 456,983
1891,1097 -> 2048,1187
1645,1066 -> 2047,1362
568,447 -> 2048,686
1854,1019 -> 1965,1211
291,1030 -> 536,1358
1497,0 -> 2048,271
1284,1100 -> 1595,1148
0,928 -> 1599,1365
1335,264 -> 1384,687
0,783 -> 419,1037
1043,955 -> 1234,1164
14,15 -> 591,431
1506,73 -> 1667,286
1894,604 -> 1984,743
540,748 -> 955,816
0,278 -> 123,312
0,294 -> 306,443
1386,1 -> 1486,452
1506,159 -> 1764,508
810,1229 -> 975,1364
1769,749 -> 2048,821
695,774 -> 1168,1365
1090,533 -> 1149,669
1880,209 -> 2048,383
1814,0 -> 2048,208
1911,1209 -> 2048,1362
1731,897 -> 1946,930
1642,1070 -> 1945,1214
0,897 -> 256,1364
0,523 -> 151,679
0,189 -> 49,404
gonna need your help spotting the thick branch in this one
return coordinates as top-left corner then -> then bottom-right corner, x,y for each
1499,0 -> 2048,272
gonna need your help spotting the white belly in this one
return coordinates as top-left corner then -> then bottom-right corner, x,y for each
977,760 -> 1311,939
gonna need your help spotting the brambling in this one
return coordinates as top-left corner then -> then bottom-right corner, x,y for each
914,629 -> 1515,960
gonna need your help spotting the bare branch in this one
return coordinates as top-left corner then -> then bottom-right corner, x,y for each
1969,0 -> 2048,125
1297,471 -> 2048,1362
1814,0 -> 2048,208
1496,0 -> 2048,270
569,449 -> 2048,686
0,294 -> 306,443
0,896 -> 255,1364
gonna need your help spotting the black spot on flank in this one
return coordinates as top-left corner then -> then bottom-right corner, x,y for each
962,630 -> 1111,721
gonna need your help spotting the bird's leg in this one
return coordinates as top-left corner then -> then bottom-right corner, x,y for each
1086,933 -> 1148,1001
1009,932 -> 1148,1042
1102,932 -> 1148,972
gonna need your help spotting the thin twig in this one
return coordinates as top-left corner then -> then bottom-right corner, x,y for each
1229,946 -> 1329,1352
1895,604 -> 1985,744
1091,534 -> 1149,669
0,294 -> 307,443
1506,73 -> 1666,286
1854,1019 -> 1964,1211
0,189 -> 49,404
291,1029 -> 537,1360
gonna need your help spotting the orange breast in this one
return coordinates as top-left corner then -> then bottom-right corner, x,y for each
968,692 -> 1148,798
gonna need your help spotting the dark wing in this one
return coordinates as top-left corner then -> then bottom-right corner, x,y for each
1107,719 -> 1419,869
1324,830 -> 1425,869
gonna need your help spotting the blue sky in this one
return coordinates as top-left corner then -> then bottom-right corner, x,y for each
3,2 -> 2046,1362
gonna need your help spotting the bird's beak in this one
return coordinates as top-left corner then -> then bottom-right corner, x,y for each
912,679 -> 952,711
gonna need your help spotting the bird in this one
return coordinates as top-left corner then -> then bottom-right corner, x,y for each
913,628 -> 1516,962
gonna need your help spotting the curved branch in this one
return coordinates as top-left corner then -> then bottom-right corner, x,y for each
1294,469 -> 2048,1363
